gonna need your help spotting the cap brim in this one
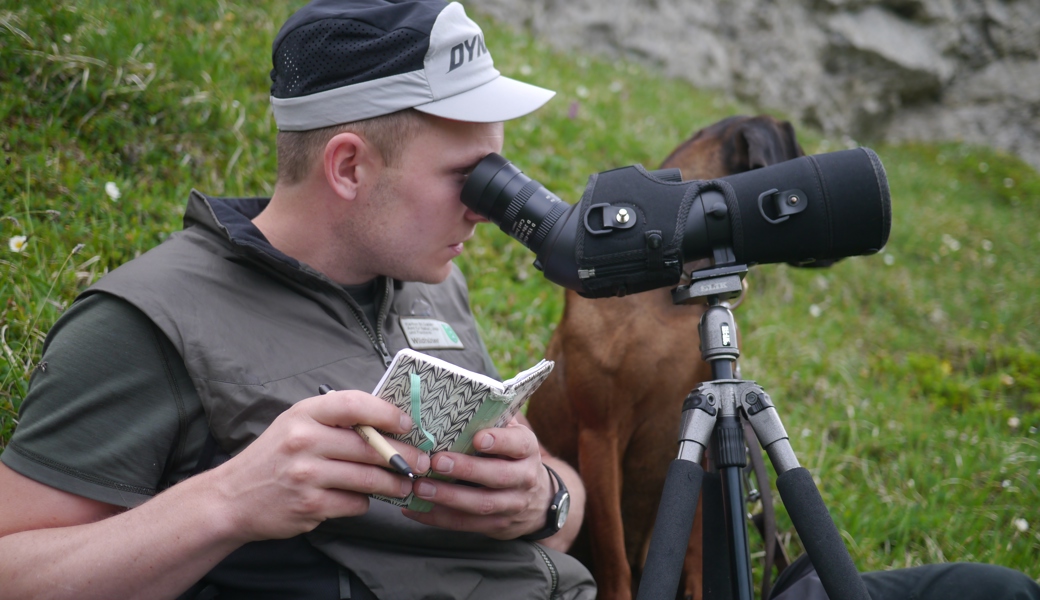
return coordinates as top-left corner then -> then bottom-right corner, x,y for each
414,75 -> 556,123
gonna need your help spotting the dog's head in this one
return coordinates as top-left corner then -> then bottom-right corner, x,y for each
660,115 -> 804,180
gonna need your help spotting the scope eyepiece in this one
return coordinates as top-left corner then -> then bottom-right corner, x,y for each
462,154 -> 571,254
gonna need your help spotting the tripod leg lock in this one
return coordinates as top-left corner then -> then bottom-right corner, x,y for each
677,390 -> 719,464
738,386 -> 801,474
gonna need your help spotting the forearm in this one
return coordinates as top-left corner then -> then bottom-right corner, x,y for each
0,391 -> 421,599
539,454 -> 585,552
0,470 -> 243,600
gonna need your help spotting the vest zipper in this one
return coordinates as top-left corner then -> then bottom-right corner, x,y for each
373,277 -> 393,367
342,277 -> 393,368
531,542 -> 560,599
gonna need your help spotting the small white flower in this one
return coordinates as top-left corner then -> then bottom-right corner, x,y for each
809,304 -> 822,318
1013,518 -> 1028,532
1008,416 -> 1020,429
883,253 -> 895,265
8,235 -> 28,253
576,85 -> 589,98
105,181 -> 121,201
519,64 -> 532,76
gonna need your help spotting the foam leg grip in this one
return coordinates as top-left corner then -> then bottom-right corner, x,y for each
636,460 -> 705,600
776,468 -> 871,600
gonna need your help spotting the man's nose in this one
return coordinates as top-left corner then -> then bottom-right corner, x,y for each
464,208 -> 490,224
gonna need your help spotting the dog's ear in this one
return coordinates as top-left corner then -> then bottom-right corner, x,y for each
741,118 -> 804,170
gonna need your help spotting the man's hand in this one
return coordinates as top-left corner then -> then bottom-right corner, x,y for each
213,389 -> 431,543
0,390 -> 431,600
401,417 -> 558,541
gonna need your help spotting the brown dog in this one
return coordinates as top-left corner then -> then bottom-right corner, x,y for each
526,115 -> 804,600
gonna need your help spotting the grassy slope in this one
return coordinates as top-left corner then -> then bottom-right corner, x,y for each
2,0 -> 1037,580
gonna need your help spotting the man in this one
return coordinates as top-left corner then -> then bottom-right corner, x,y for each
0,1 -> 594,598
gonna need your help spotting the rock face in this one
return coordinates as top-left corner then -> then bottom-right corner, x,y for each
469,0 -> 1040,170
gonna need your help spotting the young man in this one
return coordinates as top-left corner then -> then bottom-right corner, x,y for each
0,1 -> 594,598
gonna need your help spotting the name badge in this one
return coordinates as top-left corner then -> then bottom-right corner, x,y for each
400,318 -> 465,350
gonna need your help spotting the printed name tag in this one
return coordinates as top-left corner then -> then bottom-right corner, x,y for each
400,318 -> 465,350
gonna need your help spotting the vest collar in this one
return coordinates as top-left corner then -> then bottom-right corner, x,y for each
182,190 -> 406,292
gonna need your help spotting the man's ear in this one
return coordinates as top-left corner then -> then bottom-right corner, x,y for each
324,132 -> 380,201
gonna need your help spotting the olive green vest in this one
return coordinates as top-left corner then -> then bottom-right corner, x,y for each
88,191 -> 595,599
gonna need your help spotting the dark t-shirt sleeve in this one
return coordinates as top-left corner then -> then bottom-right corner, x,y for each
2,293 -> 207,508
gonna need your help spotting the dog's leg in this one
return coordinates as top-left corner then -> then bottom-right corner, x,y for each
577,426 -> 632,600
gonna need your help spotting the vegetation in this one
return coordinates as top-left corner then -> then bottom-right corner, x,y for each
2,0 -> 1037,581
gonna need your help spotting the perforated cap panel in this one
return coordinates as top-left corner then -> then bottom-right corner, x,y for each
272,19 -> 428,98
270,0 -> 443,99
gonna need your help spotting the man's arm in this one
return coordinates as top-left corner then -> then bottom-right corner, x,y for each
0,391 -> 429,600
401,413 -> 586,551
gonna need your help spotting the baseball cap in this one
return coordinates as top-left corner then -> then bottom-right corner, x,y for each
270,0 -> 556,131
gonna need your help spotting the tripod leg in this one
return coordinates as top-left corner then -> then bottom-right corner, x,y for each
740,389 -> 871,600
712,415 -> 755,600
637,459 -> 706,600
701,470 -> 731,600
776,467 -> 870,600
636,391 -> 717,600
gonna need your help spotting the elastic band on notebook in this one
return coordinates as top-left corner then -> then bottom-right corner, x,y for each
409,372 -> 436,452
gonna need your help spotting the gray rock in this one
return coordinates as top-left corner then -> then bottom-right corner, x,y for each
469,0 -> 1040,171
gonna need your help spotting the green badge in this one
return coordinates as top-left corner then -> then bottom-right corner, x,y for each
400,317 -> 465,350
441,323 -> 460,344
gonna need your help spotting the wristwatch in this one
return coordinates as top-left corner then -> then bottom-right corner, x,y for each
521,464 -> 570,541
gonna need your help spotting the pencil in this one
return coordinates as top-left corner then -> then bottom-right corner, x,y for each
317,384 -> 417,479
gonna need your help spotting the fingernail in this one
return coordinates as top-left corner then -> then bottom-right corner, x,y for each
400,480 -> 412,497
416,453 -> 431,473
478,433 -> 494,451
433,455 -> 454,474
400,414 -> 413,431
416,480 -> 436,498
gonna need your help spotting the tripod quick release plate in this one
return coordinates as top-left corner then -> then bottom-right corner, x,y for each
672,263 -> 748,304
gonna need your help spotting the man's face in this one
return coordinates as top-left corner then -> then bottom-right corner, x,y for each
350,116 -> 504,284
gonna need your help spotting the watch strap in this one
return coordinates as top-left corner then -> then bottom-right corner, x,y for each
520,463 -> 569,541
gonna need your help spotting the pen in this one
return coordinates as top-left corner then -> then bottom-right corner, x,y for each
318,384 -> 417,479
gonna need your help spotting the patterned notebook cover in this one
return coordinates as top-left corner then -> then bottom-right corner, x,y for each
370,348 -> 554,511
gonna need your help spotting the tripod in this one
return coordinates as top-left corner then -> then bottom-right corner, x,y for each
635,264 -> 871,600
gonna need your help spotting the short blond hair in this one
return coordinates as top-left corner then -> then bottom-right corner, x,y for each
276,109 -> 430,185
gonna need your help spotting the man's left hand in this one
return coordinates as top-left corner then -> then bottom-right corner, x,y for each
402,418 -> 554,541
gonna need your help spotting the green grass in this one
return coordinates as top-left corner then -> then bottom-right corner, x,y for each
2,0 -> 1038,584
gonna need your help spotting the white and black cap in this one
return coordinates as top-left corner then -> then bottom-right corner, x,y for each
270,0 -> 555,131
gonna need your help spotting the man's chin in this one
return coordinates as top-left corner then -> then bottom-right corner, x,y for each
392,262 -> 454,285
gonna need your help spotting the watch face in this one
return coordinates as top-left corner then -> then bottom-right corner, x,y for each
555,492 -> 571,530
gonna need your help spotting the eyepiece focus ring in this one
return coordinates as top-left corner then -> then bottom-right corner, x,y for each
530,201 -> 569,252
502,179 -> 543,226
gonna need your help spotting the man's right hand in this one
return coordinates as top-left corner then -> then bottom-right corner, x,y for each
211,389 -> 430,542
0,390 -> 428,600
